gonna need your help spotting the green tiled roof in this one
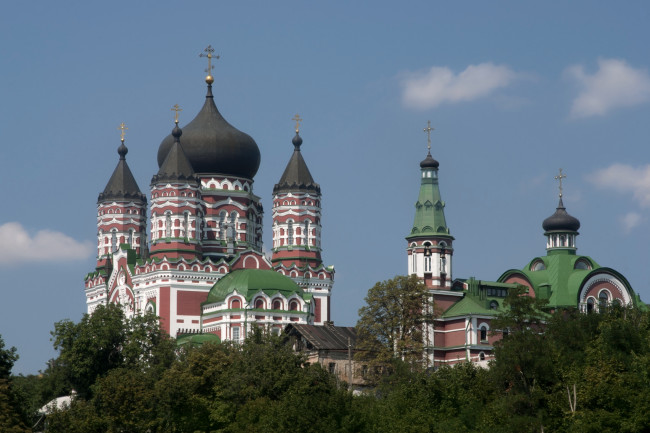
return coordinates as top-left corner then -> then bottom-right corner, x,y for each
406,167 -> 453,240
204,269 -> 307,304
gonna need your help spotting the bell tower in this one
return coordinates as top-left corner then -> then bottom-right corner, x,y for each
406,122 -> 454,289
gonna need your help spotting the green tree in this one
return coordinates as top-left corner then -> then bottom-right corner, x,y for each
51,303 -> 175,398
0,335 -> 29,433
355,275 -> 435,377
484,286 -> 553,432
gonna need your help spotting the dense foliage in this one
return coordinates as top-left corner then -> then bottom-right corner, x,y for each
4,288 -> 650,432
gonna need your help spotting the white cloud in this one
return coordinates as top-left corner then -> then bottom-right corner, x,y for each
0,222 -> 93,264
621,212 -> 643,233
587,163 -> 650,207
401,63 -> 518,109
566,58 -> 650,118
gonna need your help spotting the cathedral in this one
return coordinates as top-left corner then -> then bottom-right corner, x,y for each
84,47 -> 333,342
84,47 -> 645,362
406,135 -> 647,366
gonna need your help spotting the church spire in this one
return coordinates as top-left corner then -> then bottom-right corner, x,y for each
406,122 -> 454,289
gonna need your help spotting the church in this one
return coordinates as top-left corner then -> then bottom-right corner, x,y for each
84,47 -> 334,342
84,46 -> 645,362
407,135 -> 647,366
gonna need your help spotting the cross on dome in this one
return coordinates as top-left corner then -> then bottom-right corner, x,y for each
554,168 -> 567,198
118,122 -> 128,142
199,45 -> 219,84
292,114 -> 303,133
171,104 -> 182,123
423,120 -> 435,152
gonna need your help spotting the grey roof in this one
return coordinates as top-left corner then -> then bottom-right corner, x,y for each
98,142 -> 146,203
542,197 -> 581,232
157,84 -> 260,179
151,124 -> 196,185
273,132 -> 321,194
285,323 -> 356,350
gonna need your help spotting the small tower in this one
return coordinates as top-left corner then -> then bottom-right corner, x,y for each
406,122 -> 454,289
272,116 -> 334,324
96,124 -> 147,265
542,169 -> 580,254
150,109 -> 202,260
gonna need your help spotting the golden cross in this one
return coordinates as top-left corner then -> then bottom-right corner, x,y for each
118,122 -> 128,142
171,104 -> 182,123
199,45 -> 219,76
554,168 -> 567,198
292,114 -> 303,133
423,120 -> 435,151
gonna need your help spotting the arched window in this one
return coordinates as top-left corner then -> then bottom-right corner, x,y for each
165,214 -> 172,238
479,352 -> 486,361
255,298 -> 265,309
111,230 -> 117,252
599,291 -> 609,310
479,325 -> 488,342
128,229 -> 134,246
272,299 -> 282,310
231,298 -> 241,309
197,212 -> 204,240
287,221 -> 294,245
289,300 -> 299,311
423,242 -> 432,272
219,211 -> 226,240
489,300 -> 499,310
587,297 -> 595,313
183,213 -> 189,238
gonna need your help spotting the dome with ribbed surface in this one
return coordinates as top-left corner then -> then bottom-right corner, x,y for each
543,197 -> 581,232
157,84 -> 260,178
420,151 -> 439,169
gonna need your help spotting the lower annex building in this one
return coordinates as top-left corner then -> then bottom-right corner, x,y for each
84,49 -> 334,342
406,139 -> 647,366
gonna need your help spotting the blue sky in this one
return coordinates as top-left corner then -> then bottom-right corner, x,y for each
2,1 -> 650,374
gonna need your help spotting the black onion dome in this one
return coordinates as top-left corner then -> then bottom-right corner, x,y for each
157,85 -> 260,178
99,141 -> 146,203
273,132 -> 320,194
542,197 -> 581,232
420,151 -> 439,169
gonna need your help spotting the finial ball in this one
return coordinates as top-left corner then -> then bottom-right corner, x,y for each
205,75 -> 214,84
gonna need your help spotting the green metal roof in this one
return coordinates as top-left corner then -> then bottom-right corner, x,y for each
442,295 -> 496,318
176,333 -> 220,347
406,167 -> 453,240
498,252 -> 645,310
204,269 -> 307,304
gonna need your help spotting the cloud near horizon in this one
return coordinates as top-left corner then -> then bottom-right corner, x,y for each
0,222 -> 93,265
621,212 -> 643,233
588,164 -> 650,208
401,62 -> 518,109
566,58 -> 650,118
